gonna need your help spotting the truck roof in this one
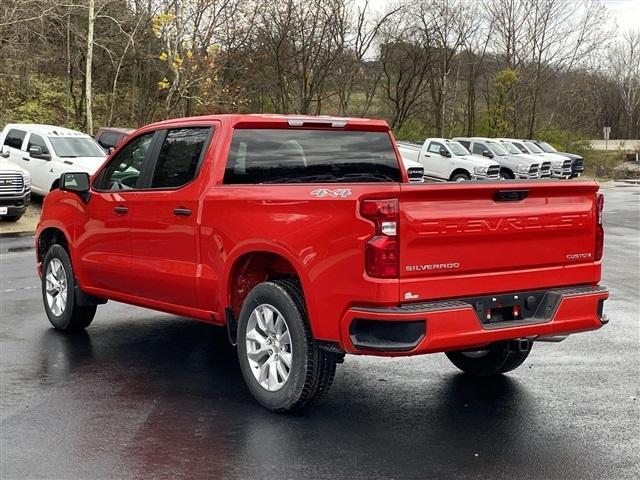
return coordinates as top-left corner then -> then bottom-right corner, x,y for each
141,114 -> 390,132
3,124 -> 91,138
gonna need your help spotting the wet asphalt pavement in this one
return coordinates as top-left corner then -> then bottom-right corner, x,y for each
1,184 -> 639,480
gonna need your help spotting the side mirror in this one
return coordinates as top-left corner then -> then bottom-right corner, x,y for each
29,146 -> 51,161
60,172 -> 91,203
439,148 -> 451,158
482,149 -> 493,158
0,145 -> 9,158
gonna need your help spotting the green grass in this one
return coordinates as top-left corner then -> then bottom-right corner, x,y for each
581,150 -> 626,179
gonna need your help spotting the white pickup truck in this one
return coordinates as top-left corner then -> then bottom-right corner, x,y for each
397,138 -> 500,182
0,124 -> 106,195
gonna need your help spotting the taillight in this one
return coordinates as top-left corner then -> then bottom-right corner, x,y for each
361,198 -> 399,278
595,192 -> 604,261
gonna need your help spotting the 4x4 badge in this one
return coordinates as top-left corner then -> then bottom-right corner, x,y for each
310,188 -> 352,198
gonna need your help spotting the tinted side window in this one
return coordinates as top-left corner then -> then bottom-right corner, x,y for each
4,129 -> 26,149
27,134 -> 49,154
150,128 -> 210,189
98,133 -> 155,190
458,140 -> 470,149
427,142 -> 443,154
472,143 -> 485,155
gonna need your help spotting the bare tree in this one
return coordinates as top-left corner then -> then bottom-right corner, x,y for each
608,30 -> 640,138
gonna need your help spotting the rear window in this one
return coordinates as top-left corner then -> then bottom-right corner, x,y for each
3,129 -> 26,149
224,129 -> 401,184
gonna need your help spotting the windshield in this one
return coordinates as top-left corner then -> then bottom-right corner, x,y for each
524,141 -> 543,154
224,129 -> 401,184
49,137 -> 106,158
538,141 -> 557,153
500,142 -> 521,154
446,142 -> 470,156
487,142 -> 508,156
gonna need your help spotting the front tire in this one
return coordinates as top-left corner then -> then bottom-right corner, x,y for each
42,244 -> 96,331
445,340 -> 532,376
451,172 -> 470,182
499,169 -> 514,180
237,279 -> 337,412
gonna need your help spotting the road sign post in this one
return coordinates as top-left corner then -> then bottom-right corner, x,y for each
603,126 -> 611,151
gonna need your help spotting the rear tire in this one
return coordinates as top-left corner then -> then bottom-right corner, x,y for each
42,244 -> 96,331
445,340 -> 532,376
236,279 -> 337,412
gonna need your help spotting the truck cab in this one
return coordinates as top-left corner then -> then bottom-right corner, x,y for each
454,137 -> 544,180
532,140 -> 584,178
397,138 -> 500,182
500,138 -> 572,179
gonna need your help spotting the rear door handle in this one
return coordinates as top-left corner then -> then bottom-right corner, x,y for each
173,208 -> 192,216
22,157 -> 29,161
113,206 -> 128,214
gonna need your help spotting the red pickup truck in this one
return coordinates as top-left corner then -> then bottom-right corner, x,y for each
36,114 -> 608,411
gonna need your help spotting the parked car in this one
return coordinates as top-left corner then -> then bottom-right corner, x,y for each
0,124 -> 106,195
94,127 -> 134,153
531,140 -> 584,178
397,138 -> 500,181
495,139 -> 552,177
499,138 -> 572,179
36,114 -> 609,412
0,146 -> 31,222
454,137 -> 542,179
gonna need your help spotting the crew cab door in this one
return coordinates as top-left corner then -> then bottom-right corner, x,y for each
25,133 -> 55,192
76,131 -> 157,293
423,141 -> 450,179
127,125 -> 215,307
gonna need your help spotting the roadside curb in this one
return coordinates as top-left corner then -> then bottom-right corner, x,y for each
613,179 -> 640,185
0,230 -> 36,239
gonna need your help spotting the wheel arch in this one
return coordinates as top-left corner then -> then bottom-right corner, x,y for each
449,168 -> 471,180
224,245 -> 314,335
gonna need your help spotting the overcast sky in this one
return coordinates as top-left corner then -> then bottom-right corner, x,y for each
361,0 -> 640,37
602,0 -> 640,34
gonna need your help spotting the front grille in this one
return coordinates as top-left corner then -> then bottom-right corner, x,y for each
540,162 -> 551,176
572,158 -> 584,172
529,164 -> 540,175
0,172 -> 25,195
487,165 -> 501,178
406,167 -> 424,183
563,160 -> 572,170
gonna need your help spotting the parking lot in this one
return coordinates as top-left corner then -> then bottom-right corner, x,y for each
1,183 -> 638,480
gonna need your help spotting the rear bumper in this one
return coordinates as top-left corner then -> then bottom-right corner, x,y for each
340,285 -> 608,356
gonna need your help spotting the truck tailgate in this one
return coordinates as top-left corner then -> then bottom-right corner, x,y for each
398,181 -> 601,302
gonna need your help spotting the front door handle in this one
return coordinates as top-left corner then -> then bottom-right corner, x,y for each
173,208 -> 192,216
22,157 -> 29,161
113,206 -> 128,214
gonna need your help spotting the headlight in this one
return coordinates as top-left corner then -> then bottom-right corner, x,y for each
23,172 -> 31,187
552,160 -> 564,167
474,166 -> 488,175
516,164 -> 530,173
